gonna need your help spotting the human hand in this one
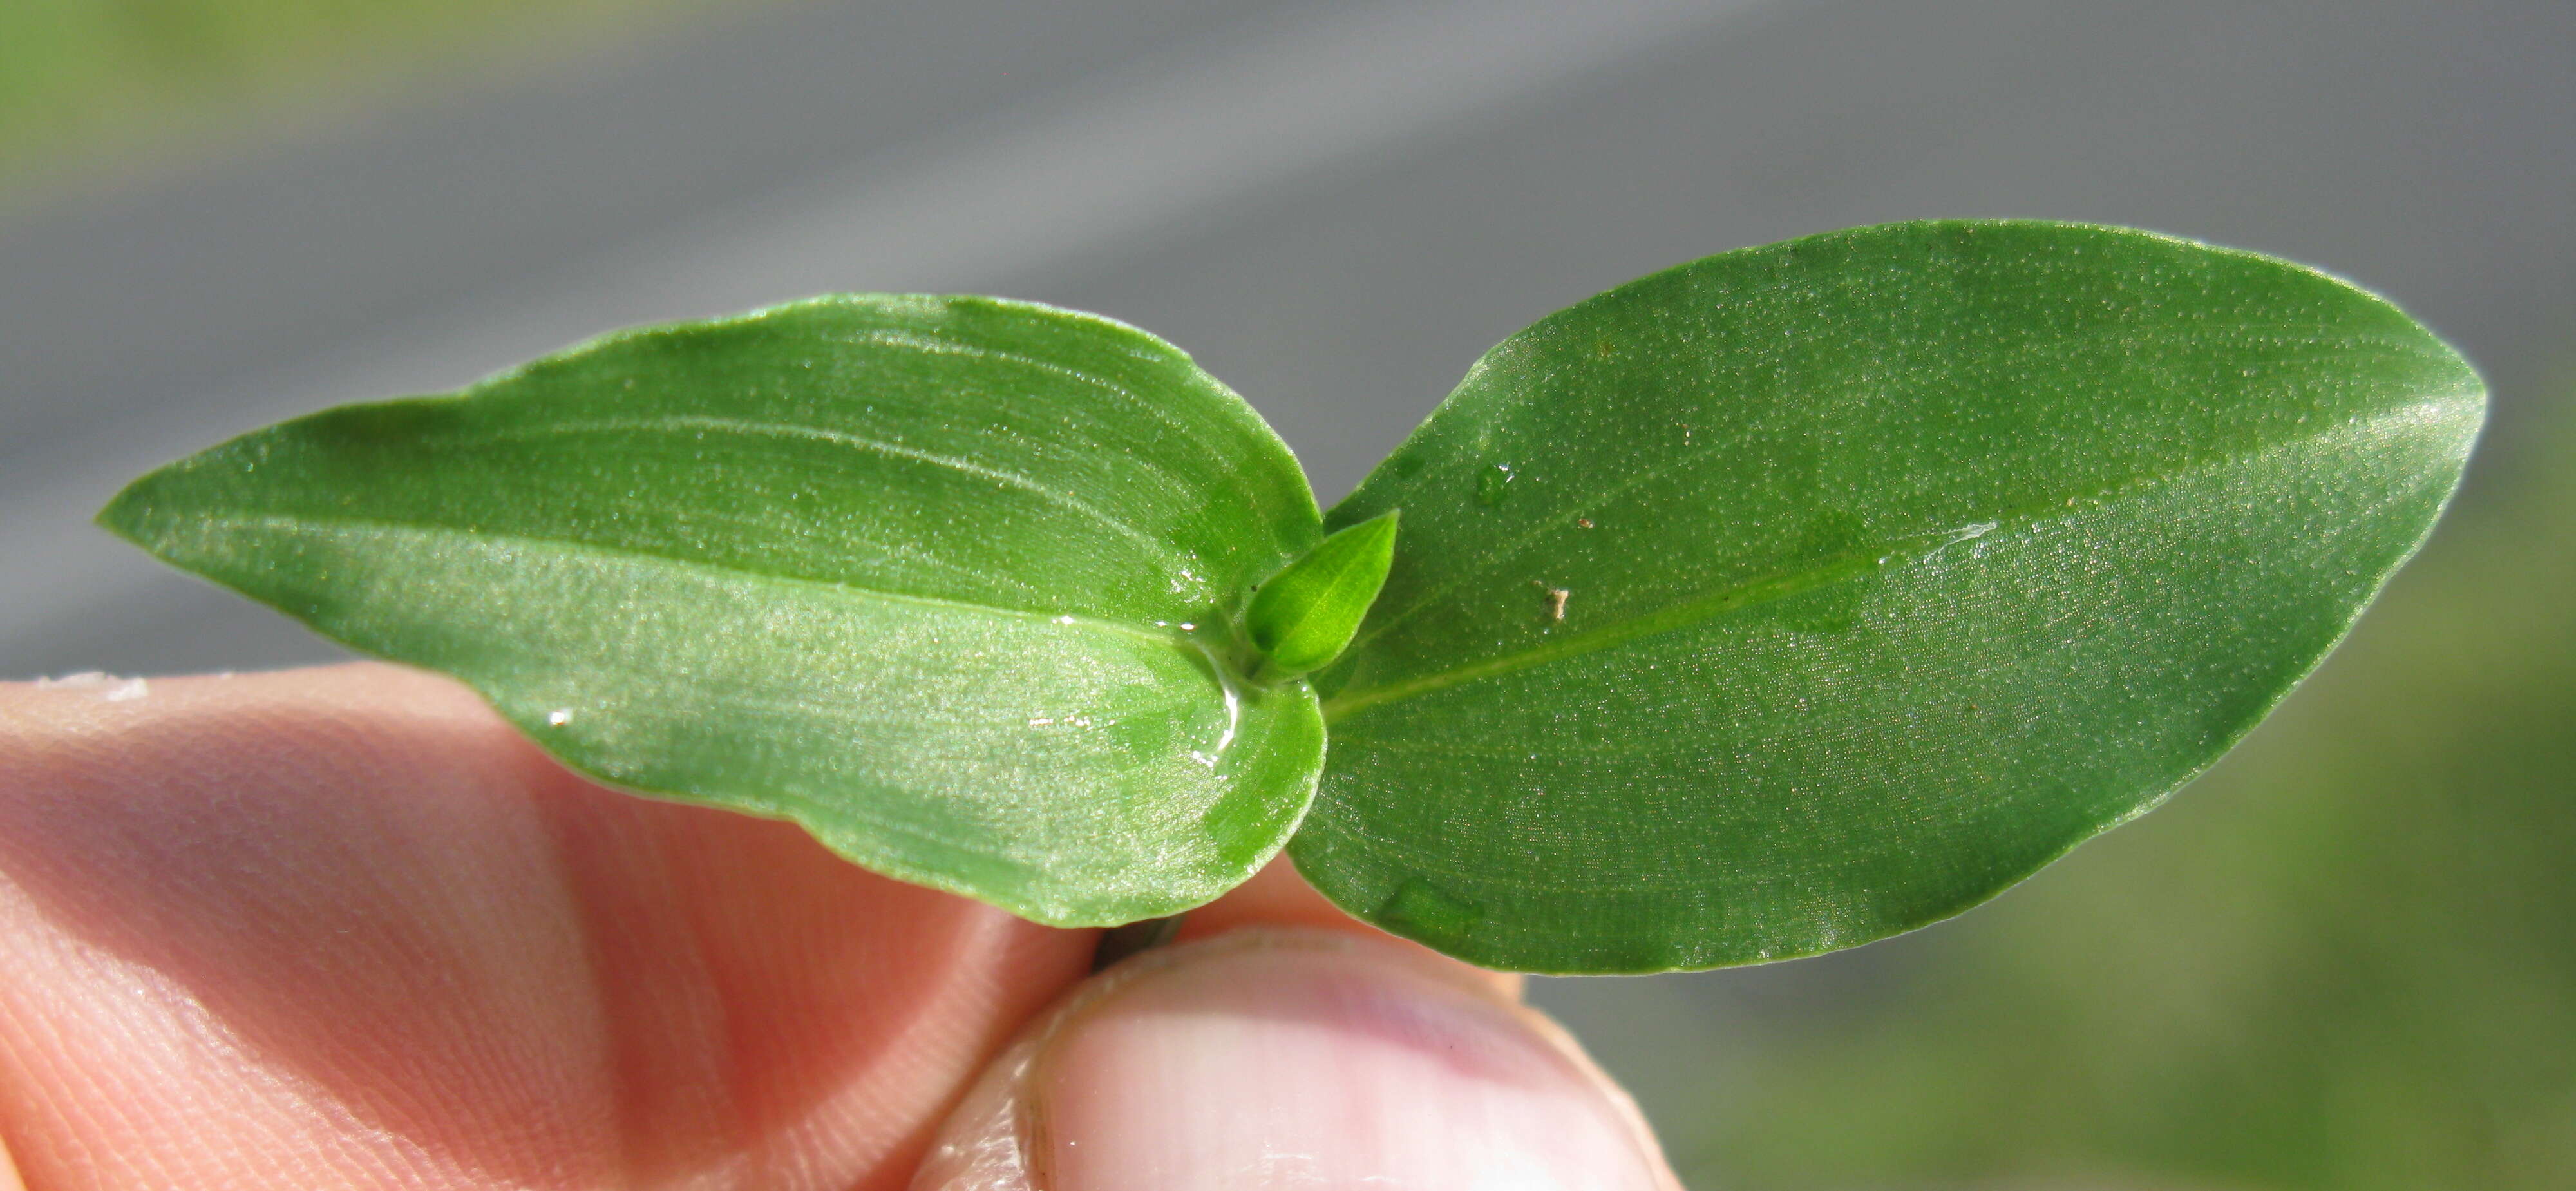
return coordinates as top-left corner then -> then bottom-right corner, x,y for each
0,664 -> 1679,1189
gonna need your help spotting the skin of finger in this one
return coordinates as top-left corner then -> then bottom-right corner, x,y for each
910,929 -> 1679,1191
0,663 -> 1096,1191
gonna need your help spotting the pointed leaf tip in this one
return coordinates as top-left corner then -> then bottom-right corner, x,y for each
1296,219 -> 2484,973
1247,510 -> 1399,678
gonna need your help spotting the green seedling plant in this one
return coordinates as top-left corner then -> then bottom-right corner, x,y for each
102,220 -> 2485,975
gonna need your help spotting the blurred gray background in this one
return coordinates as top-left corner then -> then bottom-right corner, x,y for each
6,1 -> 2572,1186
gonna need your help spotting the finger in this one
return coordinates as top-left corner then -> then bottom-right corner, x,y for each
913,929 -> 1681,1190
0,664 -> 1095,1191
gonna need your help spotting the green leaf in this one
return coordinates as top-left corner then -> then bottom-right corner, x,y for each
1293,220 -> 2485,973
1247,510 -> 1400,678
102,294 -> 1326,927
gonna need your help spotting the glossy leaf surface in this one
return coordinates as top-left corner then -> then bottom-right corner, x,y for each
1247,510 -> 1400,678
104,295 -> 1325,926
1296,221 -> 2484,973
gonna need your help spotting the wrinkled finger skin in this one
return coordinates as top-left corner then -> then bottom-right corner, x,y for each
0,664 -> 1097,1190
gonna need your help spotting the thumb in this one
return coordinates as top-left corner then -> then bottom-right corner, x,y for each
911,928 -> 1682,1190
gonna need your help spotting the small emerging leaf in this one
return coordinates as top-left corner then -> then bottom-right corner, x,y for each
103,294 -> 1328,927
1247,511 -> 1400,678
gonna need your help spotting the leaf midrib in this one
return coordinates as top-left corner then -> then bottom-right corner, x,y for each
1320,394 -> 2474,723
184,510 -> 1194,652
1340,323 -> 2447,659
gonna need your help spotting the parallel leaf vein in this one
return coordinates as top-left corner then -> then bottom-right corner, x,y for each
486,414 -> 1190,571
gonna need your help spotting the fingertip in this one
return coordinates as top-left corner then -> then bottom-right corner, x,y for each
914,929 -> 1678,1191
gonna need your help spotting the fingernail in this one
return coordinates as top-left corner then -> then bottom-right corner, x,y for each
913,929 -> 1678,1190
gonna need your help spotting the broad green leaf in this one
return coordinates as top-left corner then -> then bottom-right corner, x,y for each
103,294 -> 1325,926
1247,510 -> 1400,678
1293,220 -> 2484,973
